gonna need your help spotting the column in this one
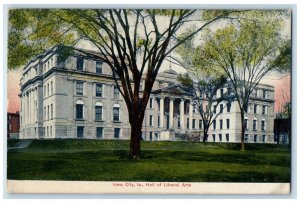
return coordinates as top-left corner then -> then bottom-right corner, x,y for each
189,101 -> 193,130
31,89 -> 34,123
160,97 -> 164,129
23,93 -> 26,125
26,92 -> 29,125
169,98 -> 174,129
180,99 -> 185,130
29,90 -> 32,124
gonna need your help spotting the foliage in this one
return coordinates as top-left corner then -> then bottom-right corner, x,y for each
176,11 -> 290,149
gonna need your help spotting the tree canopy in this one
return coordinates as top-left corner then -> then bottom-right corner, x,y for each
175,10 -> 291,150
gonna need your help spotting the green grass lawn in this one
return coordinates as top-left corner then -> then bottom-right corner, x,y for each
7,139 -> 291,182
7,139 -> 21,148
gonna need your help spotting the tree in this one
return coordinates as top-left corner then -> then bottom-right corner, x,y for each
189,13 -> 290,150
9,9 -> 241,158
178,73 -> 232,142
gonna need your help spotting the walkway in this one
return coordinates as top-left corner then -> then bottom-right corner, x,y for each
8,140 -> 33,150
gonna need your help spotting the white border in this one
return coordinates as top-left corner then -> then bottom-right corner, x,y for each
1,1 -> 299,201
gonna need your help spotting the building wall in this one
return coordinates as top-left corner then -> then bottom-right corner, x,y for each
19,47 -> 275,143
7,112 -> 20,138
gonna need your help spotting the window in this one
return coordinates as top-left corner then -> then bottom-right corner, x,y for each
44,85 -> 46,98
245,134 -> 249,142
192,119 -> 196,129
96,84 -> 103,97
254,134 -> 258,143
226,119 -> 230,129
213,120 -> 216,130
113,104 -> 120,121
77,126 -> 84,138
149,115 -> 153,126
96,61 -> 103,73
262,106 -> 267,115
77,57 -> 84,70
199,120 -> 202,129
114,128 -> 120,139
256,90 -> 260,97
51,81 -> 53,95
114,86 -> 120,99
193,106 -> 196,113
149,132 -> 153,141
244,119 -> 248,130
150,98 -> 153,108
76,100 -> 84,119
96,127 -> 103,139
51,104 -> 53,119
155,133 -> 159,140
177,117 -> 180,128
76,81 -> 84,95
254,104 -> 257,114
50,126 -> 52,138
261,120 -> 266,131
226,133 -> 229,142
220,104 -> 223,113
219,119 -> 223,130
253,119 -> 257,131
212,134 -> 216,142
245,105 -> 249,113
158,116 -> 160,127
95,106 -> 103,121
44,106 -> 46,120
262,135 -> 266,143
187,118 -> 189,129
263,90 -> 268,98
219,134 -> 222,142
47,84 -> 49,97
227,103 -> 231,112
47,105 -> 49,120
220,88 -> 224,97
213,105 -> 217,114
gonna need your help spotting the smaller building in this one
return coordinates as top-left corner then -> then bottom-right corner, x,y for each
7,112 -> 20,139
274,118 -> 291,145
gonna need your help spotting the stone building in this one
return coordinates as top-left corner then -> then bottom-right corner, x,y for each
19,46 -> 275,143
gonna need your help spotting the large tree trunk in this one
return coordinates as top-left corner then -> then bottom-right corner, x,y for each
202,127 -> 208,143
128,121 -> 142,159
240,112 -> 245,151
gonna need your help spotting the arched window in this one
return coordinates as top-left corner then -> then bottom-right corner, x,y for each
95,102 -> 103,121
76,100 -> 84,119
253,117 -> 257,131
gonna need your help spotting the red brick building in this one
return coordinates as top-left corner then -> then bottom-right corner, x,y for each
7,112 -> 20,138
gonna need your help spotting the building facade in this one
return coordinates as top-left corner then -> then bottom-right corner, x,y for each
7,112 -> 20,139
19,47 -> 275,143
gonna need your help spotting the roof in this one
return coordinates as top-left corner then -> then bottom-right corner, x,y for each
152,83 -> 192,96
160,69 -> 178,75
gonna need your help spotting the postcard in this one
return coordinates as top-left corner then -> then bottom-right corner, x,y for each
6,7 -> 292,195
